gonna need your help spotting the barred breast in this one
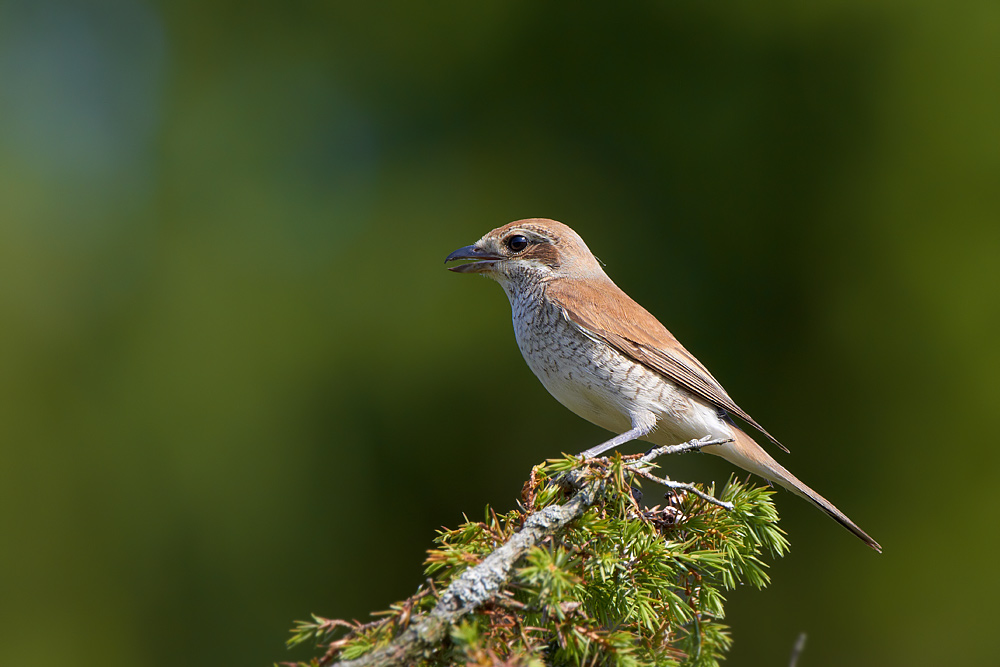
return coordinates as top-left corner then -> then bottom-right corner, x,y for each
500,280 -> 730,447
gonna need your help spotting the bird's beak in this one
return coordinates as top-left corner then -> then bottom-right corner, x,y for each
444,244 -> 503,273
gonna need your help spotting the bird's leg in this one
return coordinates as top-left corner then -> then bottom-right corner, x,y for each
578,411 -> 657,459
578,428 -> 648,459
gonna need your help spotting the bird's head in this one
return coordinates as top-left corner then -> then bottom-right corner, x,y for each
444,218 -> 604,285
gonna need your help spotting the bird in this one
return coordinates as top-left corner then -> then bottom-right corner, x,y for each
445,218 -> 881,552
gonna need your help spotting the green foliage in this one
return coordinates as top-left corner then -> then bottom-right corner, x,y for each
286,455 -> 788,667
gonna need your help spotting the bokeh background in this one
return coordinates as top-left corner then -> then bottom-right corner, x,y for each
2,1 -> 998,665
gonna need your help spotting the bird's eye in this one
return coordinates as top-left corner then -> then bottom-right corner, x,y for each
505,234 -> 529,253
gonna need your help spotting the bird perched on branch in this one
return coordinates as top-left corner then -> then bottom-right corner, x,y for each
445,218 -> 880,552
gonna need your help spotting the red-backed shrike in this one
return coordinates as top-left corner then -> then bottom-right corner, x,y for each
446,218 -> 880,552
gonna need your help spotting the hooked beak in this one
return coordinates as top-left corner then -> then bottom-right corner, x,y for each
444,244 -> 503,273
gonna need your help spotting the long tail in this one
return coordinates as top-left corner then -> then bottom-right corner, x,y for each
709,428 -> 882,553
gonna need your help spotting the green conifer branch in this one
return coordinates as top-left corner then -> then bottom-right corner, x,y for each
283,439 -> 788,667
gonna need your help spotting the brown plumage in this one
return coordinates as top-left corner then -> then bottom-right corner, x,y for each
446,218 -> 881,552
545,277 -> 788,452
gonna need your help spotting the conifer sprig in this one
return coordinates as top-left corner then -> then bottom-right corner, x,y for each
284,446 -> 787,667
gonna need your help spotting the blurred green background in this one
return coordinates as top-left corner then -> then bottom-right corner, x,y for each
1,1 -> 998,665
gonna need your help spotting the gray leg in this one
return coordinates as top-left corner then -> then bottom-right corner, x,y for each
578,410 -> 657,459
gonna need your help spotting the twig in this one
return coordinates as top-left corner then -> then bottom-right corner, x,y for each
626,436 -> 735,509
788,632 -> 807,667
630,468 -> 734,510
632,435 -> 733,464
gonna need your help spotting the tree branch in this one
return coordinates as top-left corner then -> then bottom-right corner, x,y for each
329,436 -> 732,667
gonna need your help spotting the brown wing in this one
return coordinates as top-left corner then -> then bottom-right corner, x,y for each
546,276 -> 788,453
